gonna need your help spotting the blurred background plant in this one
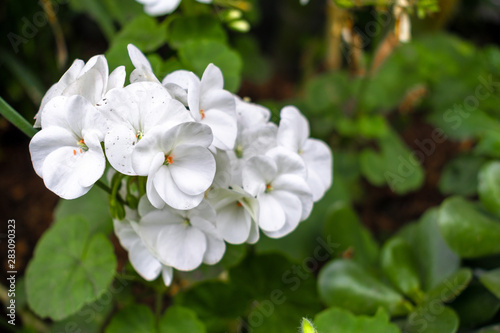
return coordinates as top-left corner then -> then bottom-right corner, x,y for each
2,0 -> 500,332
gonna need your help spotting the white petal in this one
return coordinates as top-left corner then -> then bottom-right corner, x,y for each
267,147 -> 307,178
202,108 -> 237,150
156,224 -> 207,271
42,146 -> 93,199
272,174 -> 313,221
264,191 -> 302,239
63,68 -> 105,105
163,121 -> 214,149
169,145 -> 216,195
201,89 -> 236,116
258,193 -> 286,232
129,240 -> 162,281
301,138 -> 333,201
162,70 -> 199,91
144,0 -> 181,15
161,266 -> 174,286
246,218 -> 260,244
217,203 -> 251,244
200,63 -> 224,94
212,149 -> 232,189
277,106 -> 310,153
127,44 -> 159,83
132,133 -> 163,176
113,219 -> 139,250
105,124 -> 138,175
107,66 -> 126,92
154,165 -> 205,210
146,152 -> 167,209
29,126 -> 76,177
235,95 -> 271,129
77,132 -> 106,188
242,155 -> 277,196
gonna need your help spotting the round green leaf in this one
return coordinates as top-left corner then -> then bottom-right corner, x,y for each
380,237 -> 422,300
26,217 -> 117,320
479,162 -> 500,217
314,307 -> 400,333
168,16 -> 227,49
451,280 -> 500,327
318,259 -> 412,316
479,268 -> 500,300
178,39 -> 242,92
105,304 -> 155,333
403,306 -> 459,333
425,268 -> 472,304
438,196 -> 500,258
159,306 -> 206,333
398,209 -> 460,291
54,186 -> 112,236
324,202 -> 379,268
439,155 -> 485,196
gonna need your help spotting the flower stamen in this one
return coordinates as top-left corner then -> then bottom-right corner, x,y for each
200,109 -> 205,120
164,154 -> 174,165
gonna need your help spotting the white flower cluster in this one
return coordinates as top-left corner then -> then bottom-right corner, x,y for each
30,44 -> 332,285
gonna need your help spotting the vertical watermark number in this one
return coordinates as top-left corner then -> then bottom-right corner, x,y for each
6,219 -> 16,326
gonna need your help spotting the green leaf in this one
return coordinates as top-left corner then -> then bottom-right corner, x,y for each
106,14 -> 168,74
323,202 -> 379,268
102,0 -> 142,25
26,217 -> 117,320
178,39 -> 242,92
230,253 -> 322,333
314,307 -> 401,333
318,259 -> 412,316
168,16 -> 227,49
359,130 -> 425,194
54,186 -> 113,236
380,237 -> 422,301
398,209 -> 460,291
425,268 -> 472,303
402,306 -> 459,333
438,196 -> 500,258
105,304 -> 155,333
479,162 -> 500,218
175,281 -> 249,332
439,155 -> 486,196
451,280 -> 500,327
479,268 -> 500,299
51,292 -> 114,333
159,306 -> 206,333
0,96 -> 37,137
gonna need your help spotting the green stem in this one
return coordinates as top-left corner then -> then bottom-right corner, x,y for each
0,97 -> 38,137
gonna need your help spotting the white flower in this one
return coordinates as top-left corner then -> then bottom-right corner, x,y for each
127,44 -> 160,84
29,95 -> 106,199
135,0 -> 212,16
35,55 -> 125,127
277,106 -> 332,201
132,122 -> 216,210
99,81 -> 193,175
138,197 -> 225,271
242,147 -> 313,238
208,186 -> 259,244
113,209 -> 173,286
234,95 -> 271,130
163,64 -> 237,150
